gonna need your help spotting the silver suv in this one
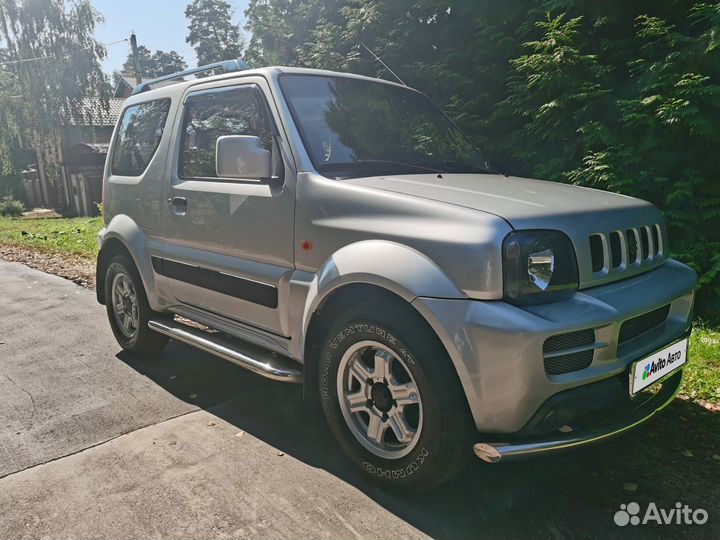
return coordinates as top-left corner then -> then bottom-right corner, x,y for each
97,61 -> 697,490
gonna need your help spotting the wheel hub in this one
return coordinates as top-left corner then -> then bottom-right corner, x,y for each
337,340 -> 423,459
122,295 -> 132,314
370,382 -> 393,412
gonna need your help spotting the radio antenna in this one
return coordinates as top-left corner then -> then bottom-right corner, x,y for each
360,42 -> 407,86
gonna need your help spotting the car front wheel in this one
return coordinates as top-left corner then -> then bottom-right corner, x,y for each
318,299 -> 474,490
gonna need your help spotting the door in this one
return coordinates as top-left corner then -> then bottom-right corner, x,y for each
159,78 -> 296,336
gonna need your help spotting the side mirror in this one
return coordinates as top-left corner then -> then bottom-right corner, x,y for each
215,135 -> 271,180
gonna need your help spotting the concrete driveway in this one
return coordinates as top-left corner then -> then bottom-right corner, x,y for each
0,259 -> 717,540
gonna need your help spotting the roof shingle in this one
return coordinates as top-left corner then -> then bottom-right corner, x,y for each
65,97 -> 125,127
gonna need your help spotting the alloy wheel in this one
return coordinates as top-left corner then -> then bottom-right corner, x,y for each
337,340 -> 423,459
111,271 -> 139,340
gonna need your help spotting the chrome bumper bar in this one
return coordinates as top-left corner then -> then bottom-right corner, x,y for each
474,369 -> 683,463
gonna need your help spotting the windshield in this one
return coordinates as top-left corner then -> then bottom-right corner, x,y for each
278,74 -> 492,178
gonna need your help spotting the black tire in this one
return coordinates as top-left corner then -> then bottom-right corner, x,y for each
104,253 -> 169,356
318,299 -> 474,491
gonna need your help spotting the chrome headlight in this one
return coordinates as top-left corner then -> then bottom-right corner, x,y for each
503,230 -> 579,305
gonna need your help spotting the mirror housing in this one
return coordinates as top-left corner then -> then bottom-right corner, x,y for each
216,135 -> 271,180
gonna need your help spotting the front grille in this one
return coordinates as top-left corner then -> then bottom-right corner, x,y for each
544,329 -> 595,353
544,350 -> 594,375
588,224 -> 663,275
651,226 -> 660,256
619,304 -> 671,344
610,232 -> 622,268
589,235 -> 604,272
543,329 -> 595,375
626,229 -> 638,263
640,227 -> 649,258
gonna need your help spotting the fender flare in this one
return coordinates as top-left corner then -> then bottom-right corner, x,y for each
298,239 -> 467,367
97,214 -> 160,309
302,239 -> 464,333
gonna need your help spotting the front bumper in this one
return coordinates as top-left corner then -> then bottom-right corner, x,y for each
411,259 -> 697,434
473,362 -> 684,462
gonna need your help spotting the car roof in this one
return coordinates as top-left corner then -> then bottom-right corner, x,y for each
121,66 -> 411,106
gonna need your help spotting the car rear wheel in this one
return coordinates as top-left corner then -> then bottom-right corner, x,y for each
318,299 -> 474,490
104,253 -> 169,356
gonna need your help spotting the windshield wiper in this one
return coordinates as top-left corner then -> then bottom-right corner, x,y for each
318,159 -> 444,177
358,160 -> 444,173
432,160 -> 494,174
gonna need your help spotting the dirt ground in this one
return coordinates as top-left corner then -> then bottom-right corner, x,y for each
0,244 -> 95,288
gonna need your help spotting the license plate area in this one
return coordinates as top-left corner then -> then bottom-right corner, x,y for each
629,337 -> 688,396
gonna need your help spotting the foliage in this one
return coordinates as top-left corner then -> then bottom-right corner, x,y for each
0,170 -> 25,203
0,215 -> 101,258
685,324 -> 720,403
245,0 -> 720,321
0,0 -> 109,180
121,46 -> 188,78
186,0 -> 244,65
0,0 -> 109,130
0,70 -> 18,176
0,194 -> 24,217
121,44 -> 152,77
152,50 -> 188,76
500,14 -> 610,180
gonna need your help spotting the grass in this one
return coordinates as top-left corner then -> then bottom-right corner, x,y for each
0,215 -> 718,406
0,215 -> 102,260
684,325 -> 720,404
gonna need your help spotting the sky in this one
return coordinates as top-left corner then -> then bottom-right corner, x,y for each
91,0 -> 251,75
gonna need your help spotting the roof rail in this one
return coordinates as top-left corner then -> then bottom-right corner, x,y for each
131,59 -> 250,95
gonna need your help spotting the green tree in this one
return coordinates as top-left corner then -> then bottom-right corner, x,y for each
0,0 -> 109,177
152,50 -> 188,76
122,46 -> 188,79
0,61 -> 19,176
499,14 -> 611,181
186,0 -> 243,65
121,44 -> 154,78
566,6 -> 720,318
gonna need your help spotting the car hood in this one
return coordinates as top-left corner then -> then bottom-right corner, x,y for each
344,173 -> 657,228
344,173 -> 668,288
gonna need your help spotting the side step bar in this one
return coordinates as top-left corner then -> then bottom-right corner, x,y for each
148,319 -> 303,383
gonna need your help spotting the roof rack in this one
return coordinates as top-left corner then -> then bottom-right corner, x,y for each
131,59 -> 250,95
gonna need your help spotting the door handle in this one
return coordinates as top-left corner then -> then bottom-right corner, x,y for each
168,196 -> 187,216
169,197 -> 187,207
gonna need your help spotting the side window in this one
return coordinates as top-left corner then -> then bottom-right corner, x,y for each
110,99 -> 171,176
179,85 -> 273,179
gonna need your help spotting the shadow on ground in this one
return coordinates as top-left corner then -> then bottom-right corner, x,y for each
119,341 -> 720,540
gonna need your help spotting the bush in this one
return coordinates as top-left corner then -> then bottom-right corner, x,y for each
0,195 -> 25,217
499,7 -> 720,321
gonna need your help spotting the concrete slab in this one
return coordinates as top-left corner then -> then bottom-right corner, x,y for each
0,260 -> 248,478
0,408 -> 426,539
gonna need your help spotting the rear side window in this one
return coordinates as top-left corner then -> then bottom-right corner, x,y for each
179,85 -> 272,179
110,99 -> 171,176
